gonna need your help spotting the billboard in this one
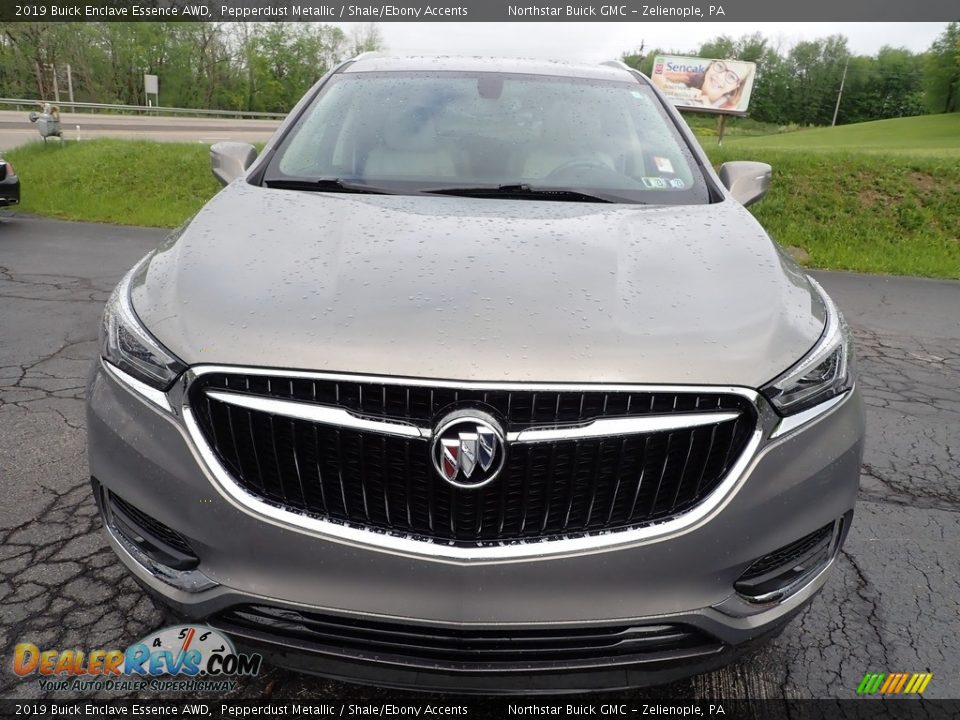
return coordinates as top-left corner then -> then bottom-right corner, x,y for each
650,56 -> 757,115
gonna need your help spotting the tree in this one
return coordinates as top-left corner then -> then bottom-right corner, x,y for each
697,35 -> 737,60
924,22 -> 960,113
349,23 -> 384,56
619,42 -> 644,68
242,23 -> 350,113
0,21 -> 385,113
838,48 -> 924,124
0,23 -> 94,99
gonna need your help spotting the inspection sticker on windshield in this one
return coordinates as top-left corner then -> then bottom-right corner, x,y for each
654,157 -> 675,173
641,177 -> 669,189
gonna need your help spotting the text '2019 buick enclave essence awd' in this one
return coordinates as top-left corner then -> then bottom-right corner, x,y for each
87,55 -> 865,692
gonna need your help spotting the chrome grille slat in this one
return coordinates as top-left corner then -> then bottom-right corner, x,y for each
604,436 -> 627,526
357,434 -> 370,523
266,414 -> 288,504
562,440 -> 581,531
245,405 -> 266,495
540,441 -> 560,532
721,417 -> 741,475
311,422 -> 328,514
582,438 -> 605,529
190,373 -> 756,547
649,432 -> 673,516
334,427 -> 349,517
693,425 -> 717,499
519,447 -> 533,534
403,439 -> 413,527
672,430 -> 697,510
626,436 -> 649,519
289,418 -> 307,506
224,405 -> 244,483
380,436 -> 393,525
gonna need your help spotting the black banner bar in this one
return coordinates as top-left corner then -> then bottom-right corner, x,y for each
3,700 -> 960,720
0,0 -> 958,23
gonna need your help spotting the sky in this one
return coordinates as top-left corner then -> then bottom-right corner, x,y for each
337,22 -> 947,61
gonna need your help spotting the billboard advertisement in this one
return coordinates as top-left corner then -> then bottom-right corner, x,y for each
650,55 -> 757,115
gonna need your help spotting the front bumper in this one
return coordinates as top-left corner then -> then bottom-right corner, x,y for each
87,361 -> 864,691
221,618 -> 794,694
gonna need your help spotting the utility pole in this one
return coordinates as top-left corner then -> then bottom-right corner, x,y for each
52,64 -> 60,103
831,58 -> 848,127
66,64 -> 74,103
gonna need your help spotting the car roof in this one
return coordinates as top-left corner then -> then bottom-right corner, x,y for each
343,55 -> 638,82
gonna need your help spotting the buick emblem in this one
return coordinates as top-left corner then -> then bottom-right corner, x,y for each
430,411 -> 506,489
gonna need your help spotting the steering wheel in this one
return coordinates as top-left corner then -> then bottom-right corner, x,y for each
545,158 -> 615,180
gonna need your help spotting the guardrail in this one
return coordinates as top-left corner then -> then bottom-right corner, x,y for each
0,98 -> 286,120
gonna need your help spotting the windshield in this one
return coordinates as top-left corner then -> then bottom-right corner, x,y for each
265,70 -> 710,204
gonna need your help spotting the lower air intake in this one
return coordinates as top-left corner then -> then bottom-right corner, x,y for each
212,604 -> 724,670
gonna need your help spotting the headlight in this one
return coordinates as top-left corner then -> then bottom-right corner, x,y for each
100,254 -> 186,391
762,279 -> 854,416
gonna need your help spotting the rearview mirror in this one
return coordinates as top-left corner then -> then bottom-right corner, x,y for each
210,142 -> 258,186
718,161 -> 772,207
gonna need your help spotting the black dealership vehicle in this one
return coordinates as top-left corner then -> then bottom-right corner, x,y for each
0,157 -> 20,207
87,55 -> 865,692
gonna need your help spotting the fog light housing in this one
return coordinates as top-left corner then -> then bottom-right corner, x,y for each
734,518 -> 843,603
92,478 -> 216,593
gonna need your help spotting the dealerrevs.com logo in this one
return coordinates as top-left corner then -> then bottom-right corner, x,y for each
13,625 -> 261,693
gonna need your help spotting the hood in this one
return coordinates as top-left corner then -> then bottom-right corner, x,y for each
133,183 -> 825,387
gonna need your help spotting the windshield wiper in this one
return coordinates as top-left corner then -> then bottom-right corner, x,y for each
423,183 -> 620,203
264,177 -> 396,195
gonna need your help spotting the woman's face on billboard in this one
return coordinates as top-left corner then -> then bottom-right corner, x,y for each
703,61 -> 741,102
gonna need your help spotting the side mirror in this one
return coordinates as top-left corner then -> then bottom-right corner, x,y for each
210,142 -> 258,186
718,161 -> 772,207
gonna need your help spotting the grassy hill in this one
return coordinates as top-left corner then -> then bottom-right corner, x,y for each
1,139 -> 219,228
701,114 -> 960,278
716,113 -> 960,157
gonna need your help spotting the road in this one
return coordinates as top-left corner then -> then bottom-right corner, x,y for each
0,110 -> 280,151
1,215 -> 958,702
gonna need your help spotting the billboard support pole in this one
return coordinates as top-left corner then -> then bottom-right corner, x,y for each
832,58 -> 849,127
717,114 -> 727,146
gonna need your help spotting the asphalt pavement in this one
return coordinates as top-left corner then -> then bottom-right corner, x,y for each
1,214 -> 958,701
0,110 -> 280,151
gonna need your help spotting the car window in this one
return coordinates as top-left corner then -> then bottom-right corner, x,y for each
269,71 -> 710,205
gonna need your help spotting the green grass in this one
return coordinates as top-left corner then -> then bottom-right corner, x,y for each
684,114 -> 803,139
715,113 -> 960,157
4,138 -> 219,227
704,146 -> 960,278
3,118 -> 959,279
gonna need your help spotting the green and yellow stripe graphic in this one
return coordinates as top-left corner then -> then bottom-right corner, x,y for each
857,672 -> 933,695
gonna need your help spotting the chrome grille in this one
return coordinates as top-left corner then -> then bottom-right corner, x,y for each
199,373 -> 750,427
189,372 -> 756,546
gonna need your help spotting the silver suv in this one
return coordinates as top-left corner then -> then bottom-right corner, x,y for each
87,55 -> 864,692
